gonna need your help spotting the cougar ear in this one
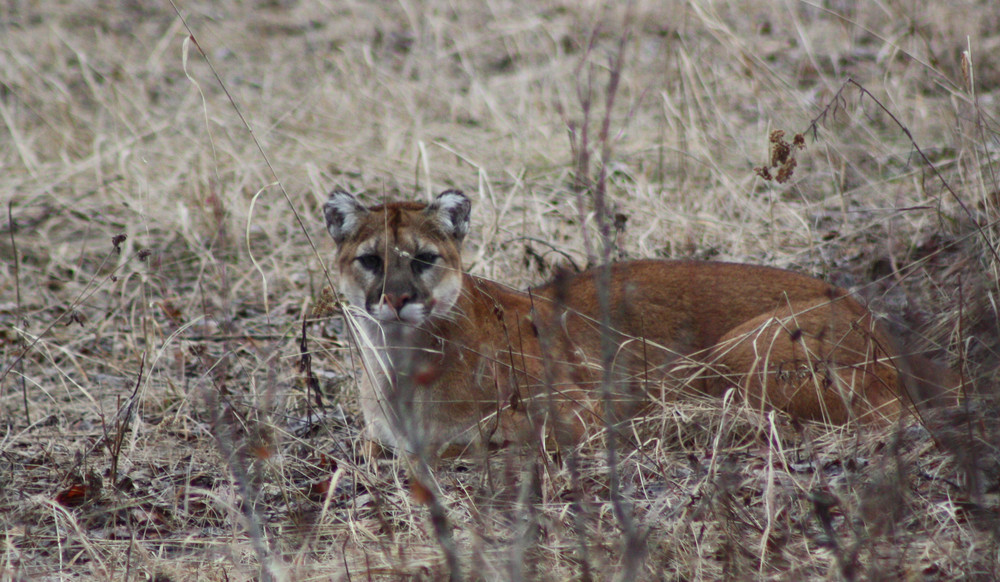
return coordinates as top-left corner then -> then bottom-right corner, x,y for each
324,188 -> 368,243
426,189 -> 471,241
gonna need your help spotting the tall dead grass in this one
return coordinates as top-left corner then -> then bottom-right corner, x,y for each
1,0 -> 998,580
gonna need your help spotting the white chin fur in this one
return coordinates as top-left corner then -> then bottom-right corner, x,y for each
397,303 -> 427,323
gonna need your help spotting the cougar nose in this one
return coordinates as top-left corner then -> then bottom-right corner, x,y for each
382,293 -> 412,312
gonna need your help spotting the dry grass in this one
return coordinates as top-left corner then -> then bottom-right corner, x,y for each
2,0 -> 999,580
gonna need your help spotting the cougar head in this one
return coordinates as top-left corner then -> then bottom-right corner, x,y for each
323,189 -> 470,326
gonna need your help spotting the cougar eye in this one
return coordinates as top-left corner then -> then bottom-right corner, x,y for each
411,252 -> 440,275
355,254 -> 383,272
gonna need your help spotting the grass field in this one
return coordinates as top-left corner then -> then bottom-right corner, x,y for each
2,0 -> 999,580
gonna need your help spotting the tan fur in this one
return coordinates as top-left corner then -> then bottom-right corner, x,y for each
531,261 -> 904,425
323,189 -> 942,454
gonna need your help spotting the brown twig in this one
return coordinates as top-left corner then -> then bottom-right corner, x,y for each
566,5 -> 648,580
106,352 -> 145,486
299,314 -> 324,411
7,201 -> 29,426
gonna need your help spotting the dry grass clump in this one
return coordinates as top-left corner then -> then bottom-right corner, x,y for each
1,0 -> 998,580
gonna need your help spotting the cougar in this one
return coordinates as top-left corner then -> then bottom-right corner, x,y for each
323,189 -> 951,454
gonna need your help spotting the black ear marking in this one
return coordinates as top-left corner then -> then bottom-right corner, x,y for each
324,188 -> 368,243
427,189 -> 471,240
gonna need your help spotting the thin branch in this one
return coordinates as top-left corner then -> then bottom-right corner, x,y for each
7,201 -> 29,425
